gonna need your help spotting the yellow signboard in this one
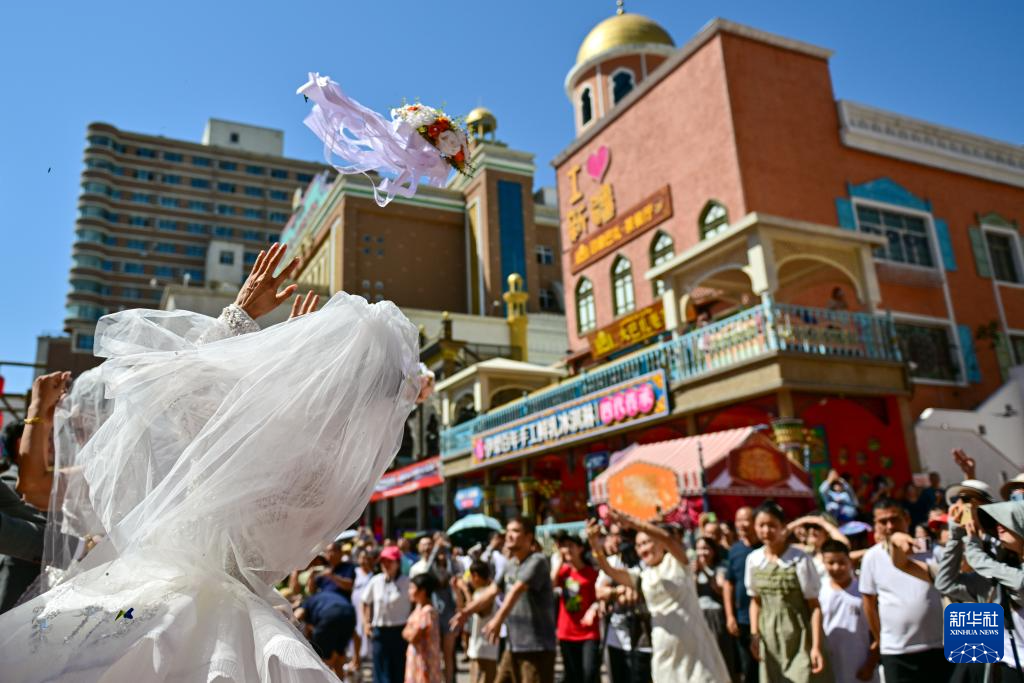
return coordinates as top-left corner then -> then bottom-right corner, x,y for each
570,186 -> 673,273
588,301 -> 666,359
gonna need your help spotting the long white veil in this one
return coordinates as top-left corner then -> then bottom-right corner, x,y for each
1,292 -> 423,681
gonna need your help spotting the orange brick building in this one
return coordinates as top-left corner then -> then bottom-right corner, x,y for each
438,11 -> 1024,519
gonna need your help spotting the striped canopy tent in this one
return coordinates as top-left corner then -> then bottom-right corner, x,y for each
590,426 -> 815,523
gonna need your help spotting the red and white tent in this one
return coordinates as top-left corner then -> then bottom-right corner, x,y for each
590,426 -> 815,521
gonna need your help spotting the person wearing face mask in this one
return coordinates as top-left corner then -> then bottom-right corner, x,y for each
587,511 -> 729,682
1002,475 -> 1024,504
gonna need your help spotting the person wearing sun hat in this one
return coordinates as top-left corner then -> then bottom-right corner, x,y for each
1001,474 -> 1024,503
945,479 -> 995,507
935,499 -> 1024,680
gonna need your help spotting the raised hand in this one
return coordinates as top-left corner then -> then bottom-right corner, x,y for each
953,448 -> 976,480
234,243 -> 301,320
29,371 -> 71,420
289,291 -> 319,319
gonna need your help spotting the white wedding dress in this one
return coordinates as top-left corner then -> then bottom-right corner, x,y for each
0,293 -> 424,682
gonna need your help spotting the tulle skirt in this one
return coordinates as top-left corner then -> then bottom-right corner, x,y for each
3,551 -> 336,682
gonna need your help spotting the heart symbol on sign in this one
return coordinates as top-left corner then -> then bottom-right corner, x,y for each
585,145 -> 610,181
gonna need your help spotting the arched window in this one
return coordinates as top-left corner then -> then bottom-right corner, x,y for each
611,69 -> 635,104
649,231 -> 675,296
580,88 -> 593,126
612,256 -> 635,316
576,277 -> 596,334
699,200 -> 729,240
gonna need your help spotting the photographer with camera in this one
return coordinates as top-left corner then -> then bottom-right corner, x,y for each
935,496 -> 1024,682
590,520 -> 652,683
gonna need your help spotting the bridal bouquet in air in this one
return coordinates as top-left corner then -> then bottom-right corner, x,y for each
299,73 -> 473,207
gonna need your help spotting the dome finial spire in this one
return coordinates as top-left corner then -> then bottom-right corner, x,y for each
616,0 -> 624,15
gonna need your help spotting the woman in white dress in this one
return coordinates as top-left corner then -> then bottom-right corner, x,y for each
0,244 -> 433,682
587,512 -> 730,682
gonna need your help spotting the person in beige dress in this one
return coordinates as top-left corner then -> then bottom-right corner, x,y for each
588,512 -> 730,682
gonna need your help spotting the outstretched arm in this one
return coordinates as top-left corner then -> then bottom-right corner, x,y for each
788,515 -> 850,547
585,519 -> 633,586
610,509 -> 688,567
17,371 -> 70,509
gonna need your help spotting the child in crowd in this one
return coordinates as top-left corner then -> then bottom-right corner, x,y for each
403,574 -> 443,683
465,560 -> 499,683
819,539 -> 879,683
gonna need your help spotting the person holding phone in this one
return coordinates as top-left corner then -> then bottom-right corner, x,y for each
860,498 -> 949,683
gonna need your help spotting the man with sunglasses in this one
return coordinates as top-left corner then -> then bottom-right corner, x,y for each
945,479 -> 995,508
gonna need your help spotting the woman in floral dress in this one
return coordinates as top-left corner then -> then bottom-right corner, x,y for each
404,573 -> 443,683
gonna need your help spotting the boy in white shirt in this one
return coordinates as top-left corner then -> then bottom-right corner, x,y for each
819,539 -> 879,683
460,560 -> 499,683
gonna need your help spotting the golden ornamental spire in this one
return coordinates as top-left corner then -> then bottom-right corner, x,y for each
616,0 -> 624,15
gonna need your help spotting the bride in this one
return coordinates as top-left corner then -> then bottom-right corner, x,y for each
1,244 -> 433,682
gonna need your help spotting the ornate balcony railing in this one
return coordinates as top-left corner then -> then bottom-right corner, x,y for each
440,300 -> 901,458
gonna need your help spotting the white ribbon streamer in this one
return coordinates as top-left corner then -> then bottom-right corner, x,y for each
298,73 -> 451,207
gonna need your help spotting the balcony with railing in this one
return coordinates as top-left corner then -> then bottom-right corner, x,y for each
441,299 -> 902,458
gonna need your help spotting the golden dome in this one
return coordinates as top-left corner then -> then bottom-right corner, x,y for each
465,107 -> 497,136
576,12 -> 674,65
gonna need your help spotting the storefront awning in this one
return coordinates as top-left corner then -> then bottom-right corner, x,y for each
591,426 -> 813,503
371,456 -> 443,502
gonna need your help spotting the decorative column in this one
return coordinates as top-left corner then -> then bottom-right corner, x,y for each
442,476 -> 456,530
416,488 -> 428,531
518,458 -> 535,521
483,468 -> 495,517
382,497 -> 394,540
503,274 -> 529,362
518,478 -> 536,522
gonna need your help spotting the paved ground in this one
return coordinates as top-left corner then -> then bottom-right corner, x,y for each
353,653 -> 611,682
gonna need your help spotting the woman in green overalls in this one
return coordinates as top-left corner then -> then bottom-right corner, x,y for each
744,501 -> 832,682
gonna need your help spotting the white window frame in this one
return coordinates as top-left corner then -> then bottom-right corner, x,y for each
535,244 -> 554,265
608,67 -> 636,105
611,256 -> 636,317
982,223 -> 1024,288
576,84 -> 595,131
1007,329 -> 1024,366
539,288 -> 555,311
889,310 -> 964,387
852,198 -> 942,273
576,277 -> 597,334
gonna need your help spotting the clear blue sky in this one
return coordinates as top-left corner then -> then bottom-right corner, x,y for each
0,1 -> 1021,393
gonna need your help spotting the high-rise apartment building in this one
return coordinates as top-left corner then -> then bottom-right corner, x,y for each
66,119 -> 326,356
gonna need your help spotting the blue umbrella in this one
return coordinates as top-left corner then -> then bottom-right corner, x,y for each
446,514 -> 504,536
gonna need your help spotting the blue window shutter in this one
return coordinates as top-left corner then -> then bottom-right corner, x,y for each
933,218 -> 956,271
835,198 -> 856,230
957,324 -> 981,383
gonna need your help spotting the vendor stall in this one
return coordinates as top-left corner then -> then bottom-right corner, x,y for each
590,426 -> 815,523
